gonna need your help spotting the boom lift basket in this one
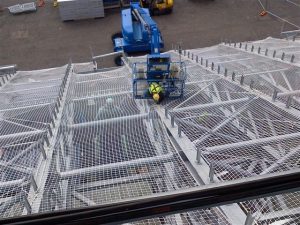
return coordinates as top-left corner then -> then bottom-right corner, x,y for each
132,61 -> 187,99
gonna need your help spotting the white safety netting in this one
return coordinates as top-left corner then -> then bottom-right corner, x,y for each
0,37 -> 300,225
167,37 -> 300,224
0,65 -> 68,217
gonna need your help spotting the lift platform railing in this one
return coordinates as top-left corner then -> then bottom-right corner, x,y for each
132,61 -> 186,99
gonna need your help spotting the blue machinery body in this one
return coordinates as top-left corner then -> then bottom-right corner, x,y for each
114,2 -> 186,100
113,2 -> 164,53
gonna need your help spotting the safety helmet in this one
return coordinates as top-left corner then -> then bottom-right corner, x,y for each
153,93 -> 160,102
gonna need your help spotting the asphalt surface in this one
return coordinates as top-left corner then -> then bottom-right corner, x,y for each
0,0 -> 299,70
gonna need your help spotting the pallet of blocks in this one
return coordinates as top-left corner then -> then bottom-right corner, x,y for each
58,0 -> 105,21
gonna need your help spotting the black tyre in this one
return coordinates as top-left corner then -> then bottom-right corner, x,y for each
167,8 -> 173,14
111,32 -> 122,42
114,56 -> 124,66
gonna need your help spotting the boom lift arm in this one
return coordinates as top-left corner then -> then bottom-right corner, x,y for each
114,2 -> 186,102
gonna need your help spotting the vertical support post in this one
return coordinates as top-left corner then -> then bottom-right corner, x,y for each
205,59 -> 208,67
265,48 -> 268,56
217,65 -> 220,74
286,96 -> 292,108
23,195 -> 32,214
192,53 -> 194,60
184,50 -> 186,56
50,117 -> 55,128
187,51 -> 190,58
273,50 -> 276,58
201,57 -> 203,65
239,42 -> 242,48
48,124 -> 53,137
251,45 -> 254,52
234,42 -> 237,47
250,80 -> 254,90
244,213 -> 254,225
53,107 -> 58,120
209,163 -> 215,183
165,107 -> 168,119
44,135 -> 50,147
224,68 -> 228,77
272,89 -> 278,102
232,72 -> 236,81
57,97 -> 61,107
258,47 -> 261,54
240,75 -> 244,85
196,148 -> 202,164
211,62 -> 214,70
196,55 -> 199,63
281,52 -> 285,61
245,43 -> 248,50
55,102 -> 59,113
178,123 -> 182,138
30,175 -> 38,192
291,55 -> 295,63
171,115 -> 175,128
40,143 -> 47,160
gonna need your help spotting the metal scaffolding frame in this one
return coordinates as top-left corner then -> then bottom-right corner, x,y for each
1,37 -> 300,225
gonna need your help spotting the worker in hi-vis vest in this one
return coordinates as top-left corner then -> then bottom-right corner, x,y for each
149,82 -> 164,103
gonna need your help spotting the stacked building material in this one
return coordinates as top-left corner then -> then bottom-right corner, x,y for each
8,2 -> 36,15
58,0 -> 104,21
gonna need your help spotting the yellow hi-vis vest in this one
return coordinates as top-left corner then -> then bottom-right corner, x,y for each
149,82 -> 163,94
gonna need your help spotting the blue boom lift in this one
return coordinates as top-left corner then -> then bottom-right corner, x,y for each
113,2 -> 164,54
113,2 -> 186,101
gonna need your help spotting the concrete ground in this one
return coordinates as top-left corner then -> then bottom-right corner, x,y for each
0,0 -> 299,70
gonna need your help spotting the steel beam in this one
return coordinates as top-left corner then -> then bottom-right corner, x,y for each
0,193 -> 23,215
264,112 -> 285,157
205,132 -> 300,153
72,91 -> 131,102
278,90 -> 300,97
27,64 -> 73,214
181,119 -> 242,143
0,85 -> 58,94
172,97 -> 250,113
217,57 -> 253,64
193,97 -> 257,145
173,79 -> 221,109
247,111 -> 259,138
92,52 -> 122,61
0,162 -> 32,175
209,161 -> 254,177
0,65 -> 17,72
6,141 -> 41,163
76,172 -> 163,191
260,146 -> 300,175
75,76 -> 126,84
156,107 -> 247,225
72,192 -> 96,206
69,113 -> 149,130
3,169 -> 300,225
281,29 -> 300,35
258,207 -> 300,221
60,153 -> 174,179
0,178 -> 25,188
0,130 -> 44,142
